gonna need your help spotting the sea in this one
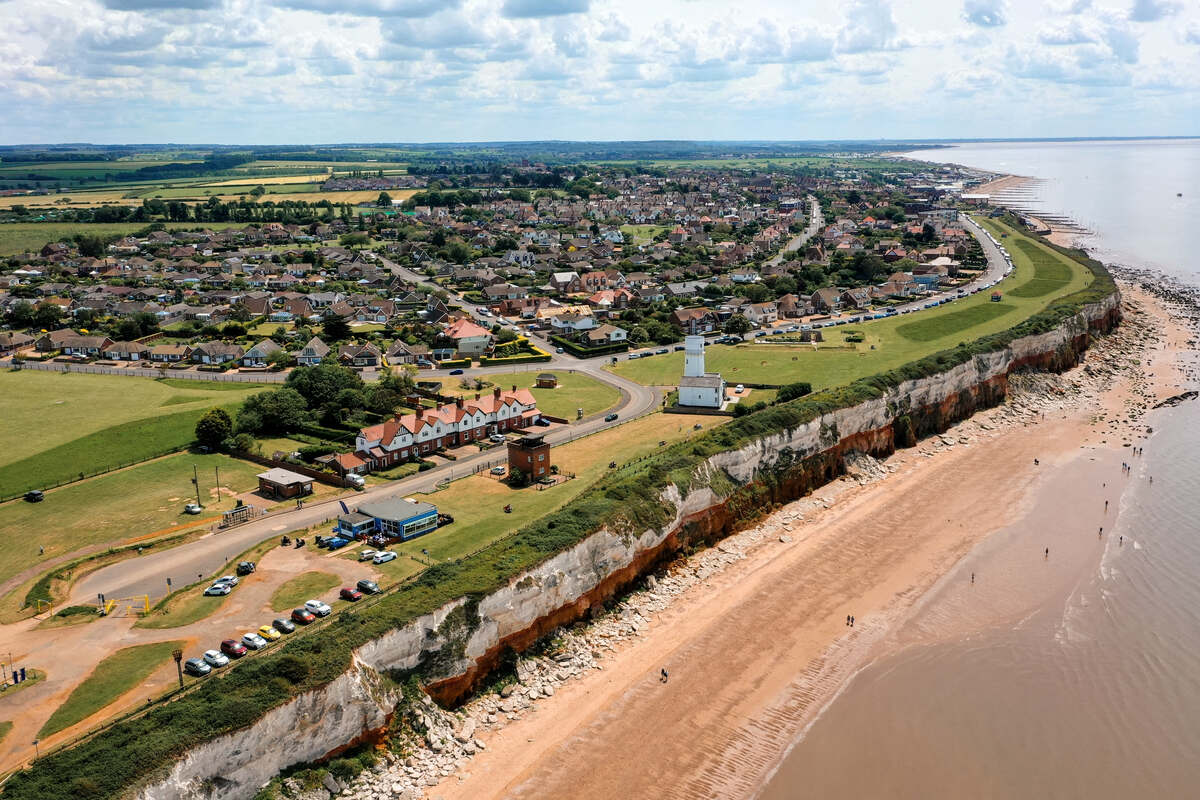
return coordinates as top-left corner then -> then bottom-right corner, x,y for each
759,139 -> 1200,799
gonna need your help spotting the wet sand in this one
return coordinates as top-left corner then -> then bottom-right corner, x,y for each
432,287 -> 1183,800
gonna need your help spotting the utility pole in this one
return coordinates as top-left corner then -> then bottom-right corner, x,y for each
192,464 -> 202,508
172,649 -> 184,689
214,465 -> 221,507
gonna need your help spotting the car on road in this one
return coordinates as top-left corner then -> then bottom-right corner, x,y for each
203,583 -> 232,596
655,348 -> 669,355
23,490 -> 43,503
241,632 -> 268,651
272,618 -> 296,634
449,369 -> 464,375
340,588 -> 363,602
214,575 -> 239,587
373,551 -> 397,565
184,657 -> 211,677
357,549 -> 377,562
236,561 -> 256,576
674,345 -> 686,351
220,639 -> 247,658
183,502 -> 202,514
258,625 -> 281,641
604,413 -> 619,422
291,608 -> 316,625
356,579 -> 381,595
202,649 -> 229,668
304,599 -> 332,617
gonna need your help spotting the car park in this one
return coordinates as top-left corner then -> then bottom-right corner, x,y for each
258,625 -> 281,641
184,657 -> 211,677
340,588 -> 363,602
357,549 -> 377,562
203,583 -> 231,596
272,617 -> 296,634
202,649 -> 229,668
356,579 -> 381,595
305,599 -> 332,617
241,632 -> 268,651
373,551 -> 397,565
220,639 -> 247,658
291,608 -> 316,625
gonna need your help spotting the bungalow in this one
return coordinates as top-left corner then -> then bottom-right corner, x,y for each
385,340 -> 429,366
295,336 -> 330,366
61,335 -> 114,357
101,341 -> 150,361
34,330 -> 76,353
583,323 -> 628,346
148,344 -> 192,363
0,332 -> 35,355
338,342 -> 382,368
191,342 -> 245,364
241,339 -> 282,367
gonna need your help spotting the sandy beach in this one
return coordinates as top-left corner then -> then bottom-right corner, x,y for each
417,284 -> 1188,800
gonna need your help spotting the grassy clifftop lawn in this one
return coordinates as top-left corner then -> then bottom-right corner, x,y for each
2,219 -> 1119,800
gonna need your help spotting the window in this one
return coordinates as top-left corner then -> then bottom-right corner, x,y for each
538,454 -> 545,461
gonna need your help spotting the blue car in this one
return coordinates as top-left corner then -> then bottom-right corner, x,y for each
449,369 -> 464,375
323,537 -> 349,550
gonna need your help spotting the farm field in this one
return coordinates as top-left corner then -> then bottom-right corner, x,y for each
608,219 -> 1093,388
0,451 -> 261,586
438,369 -> 620,419
38,641 -> 184,738
392,412 -> 726,563
0,220 -> 248,254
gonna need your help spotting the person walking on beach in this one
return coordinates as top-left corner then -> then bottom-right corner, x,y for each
850,616 -> 855,627
971,572 -> 975,584
660,668 -> 669,683
1105,500 -> 1109,512
1099,527 -> 1103,538
1045,547 -> 1050,559
846,615 -> 851,626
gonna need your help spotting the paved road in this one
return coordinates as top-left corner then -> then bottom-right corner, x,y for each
70,366 -> 656,603
766,195 -> 824,267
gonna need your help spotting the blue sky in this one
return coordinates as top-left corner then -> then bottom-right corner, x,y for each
1,0 -> 1197,144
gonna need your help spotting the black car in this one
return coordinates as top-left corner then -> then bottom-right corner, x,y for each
356,579 -> 381,595
604,413 -> 619,422
272,617 -> 296,634
24,490 -> 44,503
236,561 -> 256,576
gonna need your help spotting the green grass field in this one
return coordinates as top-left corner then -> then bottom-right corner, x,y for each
39,641 -> 184,738
0,372 -> 263,498
0,452 -> 261,586
440,370 -> 620,419
0,221 -> 247,256
270,571 -> 339,612
609,219 -> 1093,388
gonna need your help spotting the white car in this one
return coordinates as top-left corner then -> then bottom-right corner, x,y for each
213,575 -> 239,587
373,551 -> 398,565
241,632 -> 268,651
304,599 -> 332,617
734,384 -> 745,394
184,503 -> 203,515
203,649 -> 229,668
203,583 -> 231,596
358,549 -> 377,562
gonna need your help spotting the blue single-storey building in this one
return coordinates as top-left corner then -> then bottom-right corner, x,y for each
336,497 -> 439,541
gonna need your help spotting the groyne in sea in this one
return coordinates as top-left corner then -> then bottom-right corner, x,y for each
134,288 -> 1120,800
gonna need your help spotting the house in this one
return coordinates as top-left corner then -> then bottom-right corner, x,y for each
583,323 -> 628,346
295,336 -> 330,366
549,313 -> 596,335
241,339 -> 282,367
101,341 -> 150,361
256,468 -> 314,500
440,317 -> 493,356
743,302 -> 778,326
507,434 -> 551,481
671,307 -> 718,335
810,288 -> 841,313
336,498 -> 439,541
191,342 -> 245,364
840,288 -> 872,309
148,344 -> 192,362
338,342 -> 382,368
0,332 -> 34,355
352,387 -> 540,468
549,271 -> 582,294
34,329 -> 78,353
60,335 -> 114,357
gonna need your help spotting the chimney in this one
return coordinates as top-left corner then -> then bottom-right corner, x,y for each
456,397 -> 463,409
493,387 -> 501,399
512,385 -> 517,393
416,406 -> 424,419
475,392 -> 481,400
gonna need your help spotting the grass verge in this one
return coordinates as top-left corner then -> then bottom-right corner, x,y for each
269,572 -> 339,613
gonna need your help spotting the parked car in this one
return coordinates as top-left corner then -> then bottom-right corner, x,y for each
203,583 -> 231,597
674,345 -> 686,351
346,474 -> 365,488
373,551 -> 397,565
236,561 -> 256,576
357,549 -> 377,562
340,588 -> 363,602
183,502 -> 202,514
241,632 -> 268,651
291,608 -> 316,625
449,369 -> 464,375
304,599 -> 332,617
326,537 -> 350,550
356,579 -> 381,595
555,347 -> 564,354
490,466 -> 506,475
734,384 -> 745,394
655,348 -> 669,355
214,575 -> 239,587
272,617 -> 296,634
604,413 -> 619,422
202,649 -> 229,668
489,433 -> 506,443
184,657 -> 211,677
23,490 -> 43,503
220,639 -> 247,658
258,625 -> 281,641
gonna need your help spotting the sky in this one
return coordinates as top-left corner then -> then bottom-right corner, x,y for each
1,0 -> 1198,144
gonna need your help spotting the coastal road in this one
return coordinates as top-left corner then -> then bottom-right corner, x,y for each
69,366 -> 657,604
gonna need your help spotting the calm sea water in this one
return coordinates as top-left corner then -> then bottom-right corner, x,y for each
760,140 -> 1200,799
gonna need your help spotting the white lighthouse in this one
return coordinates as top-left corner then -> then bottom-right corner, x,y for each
678,335 -> 726,408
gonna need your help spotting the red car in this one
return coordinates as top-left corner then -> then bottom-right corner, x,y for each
220,638 -> 247,658
291,607 -> 316,625
339,587 -> 363,602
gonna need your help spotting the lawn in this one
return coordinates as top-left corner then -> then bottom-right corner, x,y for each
39,641 -> 184,738
0,452 -> 261,587
0,371 -> 262,498
0,721 -> 11,747
609,218 -> 1093,389
270,571 -> 339,612
392,412 -> 727,563
0,221 -> 247,253
440,370 -> 620,420
1007,238 -> 1076,298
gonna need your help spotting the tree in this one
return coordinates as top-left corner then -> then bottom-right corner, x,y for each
195,408 -> 232,449
339,232 -> 369,249
322,314 -> 351,342
776,381 -> 813,403
249,185 -> 266,198
5,300 -> 34,329
32,302 -> 62,331
724,315 -> 752,335
236,388 -> 310,435
376,192 -> 393,207
285,363 -> 363,408
74,234 -> 105,258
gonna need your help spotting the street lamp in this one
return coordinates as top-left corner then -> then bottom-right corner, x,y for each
32,739 -> 39,760
172,649 -> 184,689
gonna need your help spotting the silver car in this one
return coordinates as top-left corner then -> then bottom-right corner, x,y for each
241,632 -> 268,651
203,649 -> 229,668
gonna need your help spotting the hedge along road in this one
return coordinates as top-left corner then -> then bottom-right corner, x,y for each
67,364 -> 657,605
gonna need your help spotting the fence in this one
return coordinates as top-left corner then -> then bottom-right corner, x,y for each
11,360 -> 286,383
231,450 -> 349,489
